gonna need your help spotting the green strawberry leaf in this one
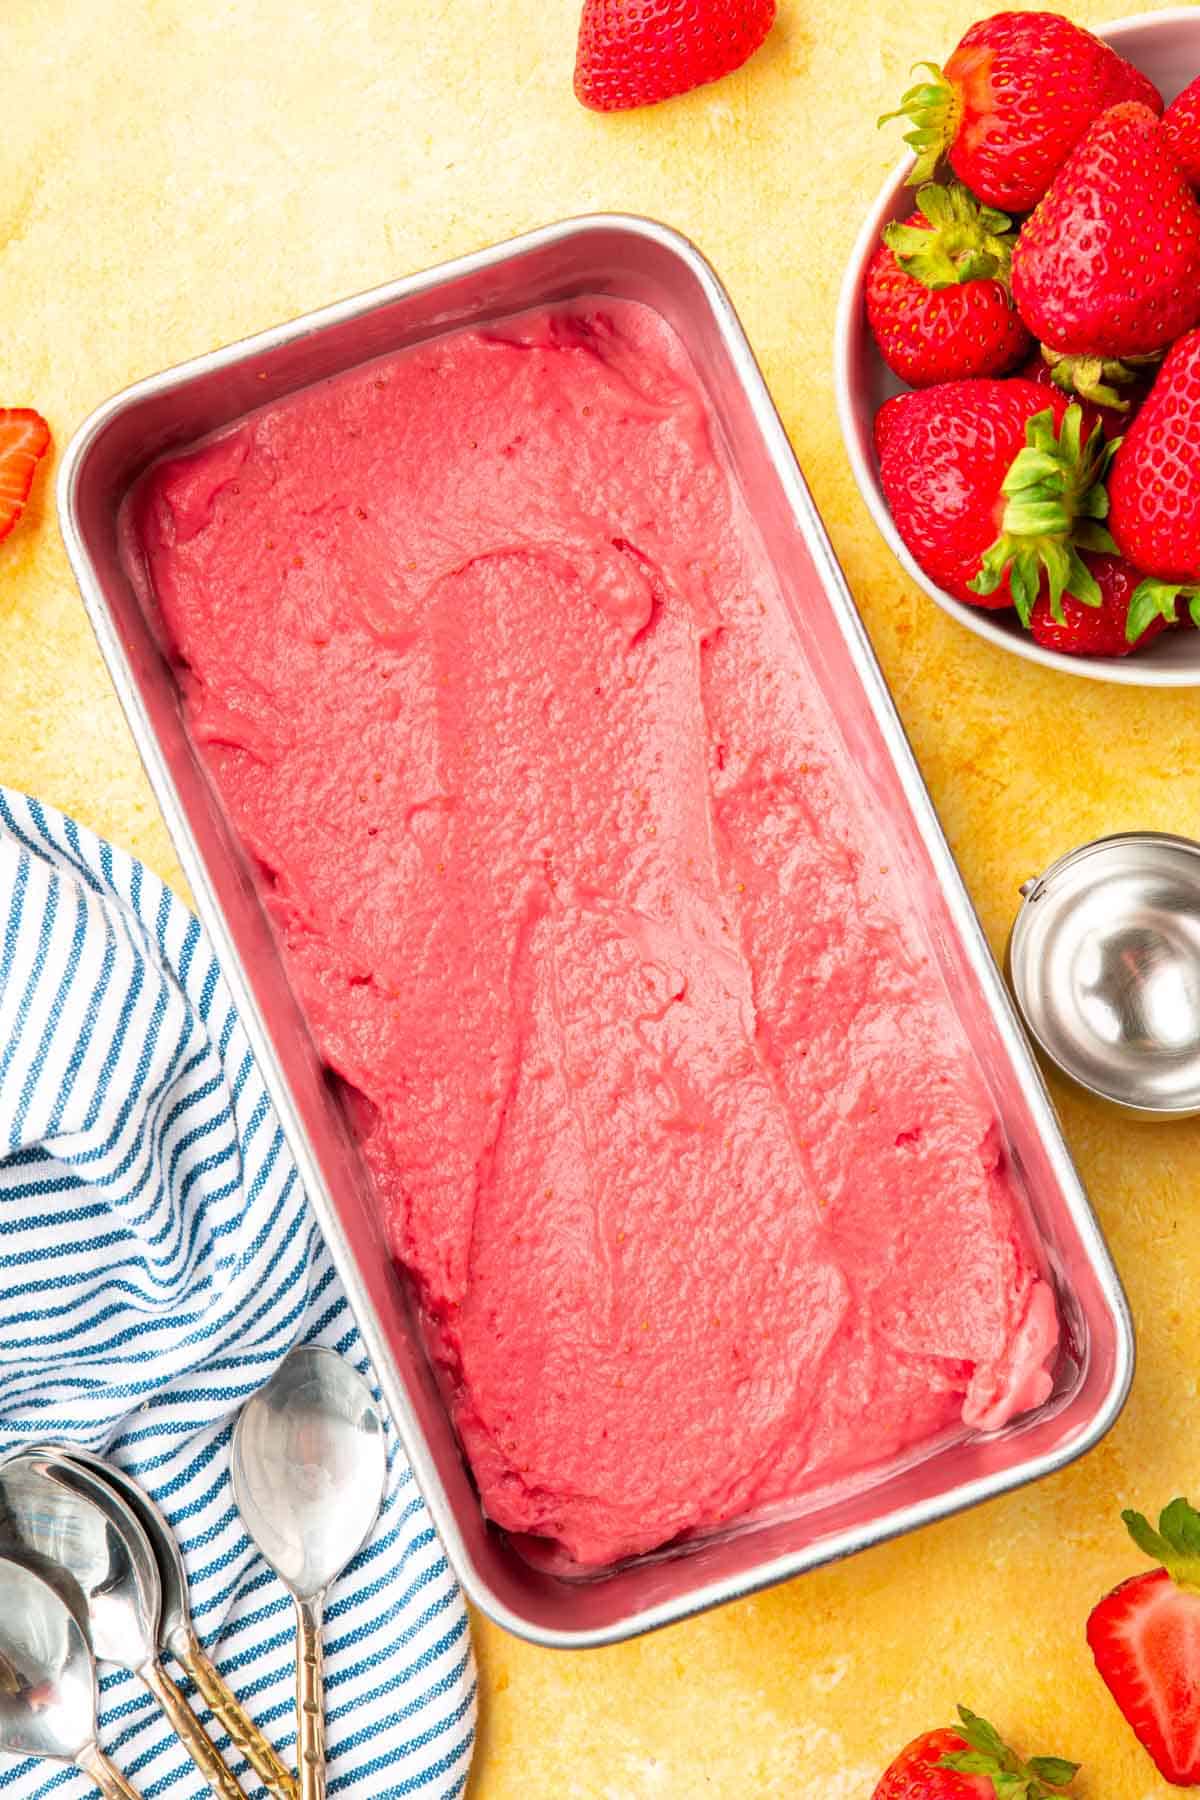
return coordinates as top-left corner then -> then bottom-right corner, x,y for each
940,1708 -> 1080,1798
985,1773 -> 1029,1800
1026,1757 -> 1082,1785
943,1751 -> 1006,1774
1043,345 -> 1165,411
1073,522 -> 1118,555
878,62 -> 958,185
1123,1496 -> 1200,1586
883,182 -> 1018,291
1123,1505 -> 1173,1561
970,406 -> 1118,630
957,1707 -> 1010,1760
1124,582 -> 1194,645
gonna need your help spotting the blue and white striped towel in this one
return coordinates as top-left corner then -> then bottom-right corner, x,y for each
0,789 -> 476,1799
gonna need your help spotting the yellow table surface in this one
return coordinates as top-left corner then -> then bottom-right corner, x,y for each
4,2 -> 1199,1792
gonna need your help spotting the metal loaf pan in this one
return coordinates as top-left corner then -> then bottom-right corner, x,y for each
58,215 -> 1133,1647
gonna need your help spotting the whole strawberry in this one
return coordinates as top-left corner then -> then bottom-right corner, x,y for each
873,1705 -> 1079,1799
880,12 -> 1160,211
1088,1498 -> 1200,1785
866,183 -> 1031,387
1164,73 -> 1200,187
1011,102 -> 1200,363
574,0 -> 775,112
876,381 -> 1116,617
1109,329 -> 1200,636
1030,554 -> 1172,657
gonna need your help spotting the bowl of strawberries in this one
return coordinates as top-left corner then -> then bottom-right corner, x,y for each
835,7 -> 1200,681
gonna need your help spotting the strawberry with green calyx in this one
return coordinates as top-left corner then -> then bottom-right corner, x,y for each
1031,553 -> 1173,658
866,183 -> 1031,387
884,183 -> 1018,288
879,12 -> 1161,211
1088,1498 -> 1200,1785
872,1705 -> 1079,1799
969,404 -> 1118,625
875,377 -> 1071,608
1109,329 -> 1200,641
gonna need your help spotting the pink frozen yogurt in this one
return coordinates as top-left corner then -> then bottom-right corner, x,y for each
128,299 -> 1057,1568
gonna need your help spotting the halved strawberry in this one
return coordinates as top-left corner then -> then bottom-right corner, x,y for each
1088,1498 -> 1200,1786
0,409 -> 51,545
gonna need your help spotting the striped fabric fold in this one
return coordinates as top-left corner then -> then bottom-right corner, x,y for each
0,789 -> 476,1799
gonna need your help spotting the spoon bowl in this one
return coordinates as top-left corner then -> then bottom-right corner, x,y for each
232,1346 -> 387,1597
0,1453 -> 248,1800
0,1452 -> 158,1671
0,1557 -> 142,1798
29,1445 -> 299,1800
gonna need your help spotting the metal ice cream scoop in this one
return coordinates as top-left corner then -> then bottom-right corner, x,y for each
1008,831 -> 1200,1118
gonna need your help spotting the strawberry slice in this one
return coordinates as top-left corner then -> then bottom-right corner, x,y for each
0,409 -> 51,545
1088,1498 -> 1200,1785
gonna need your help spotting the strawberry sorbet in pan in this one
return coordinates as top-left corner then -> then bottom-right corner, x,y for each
128,300 -> 1058,1568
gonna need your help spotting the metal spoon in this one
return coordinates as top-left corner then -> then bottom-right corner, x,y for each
231,1346 -> 387,1800
0,1452 -> 247,1800
0,1556 -> 143,1798
44,1444 -> 299,1800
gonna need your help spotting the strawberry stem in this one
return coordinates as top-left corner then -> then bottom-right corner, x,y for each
1123,1497 -> 1200,1584
878,61 -> 961,186
1125,580 -> 1198,643
1042,346 -> 1163,412
939,1705 -> 1079,1798
883,183 -> 1018,291
969,405 -> 1119,627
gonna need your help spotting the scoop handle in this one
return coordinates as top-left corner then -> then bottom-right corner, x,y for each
76,1740 -> 145,1800
180,1629 -> 299,1800
141,1658 -> 248,1800
295,1592 -> 326,1800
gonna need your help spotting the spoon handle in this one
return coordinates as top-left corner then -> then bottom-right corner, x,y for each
76,1741 -> 145,1800
141,1658 -> 248,1800
295,1592 -> 326,1800
180,1630 -> 300,1800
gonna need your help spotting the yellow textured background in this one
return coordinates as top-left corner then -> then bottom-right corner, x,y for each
3,2 -> 1198,1794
